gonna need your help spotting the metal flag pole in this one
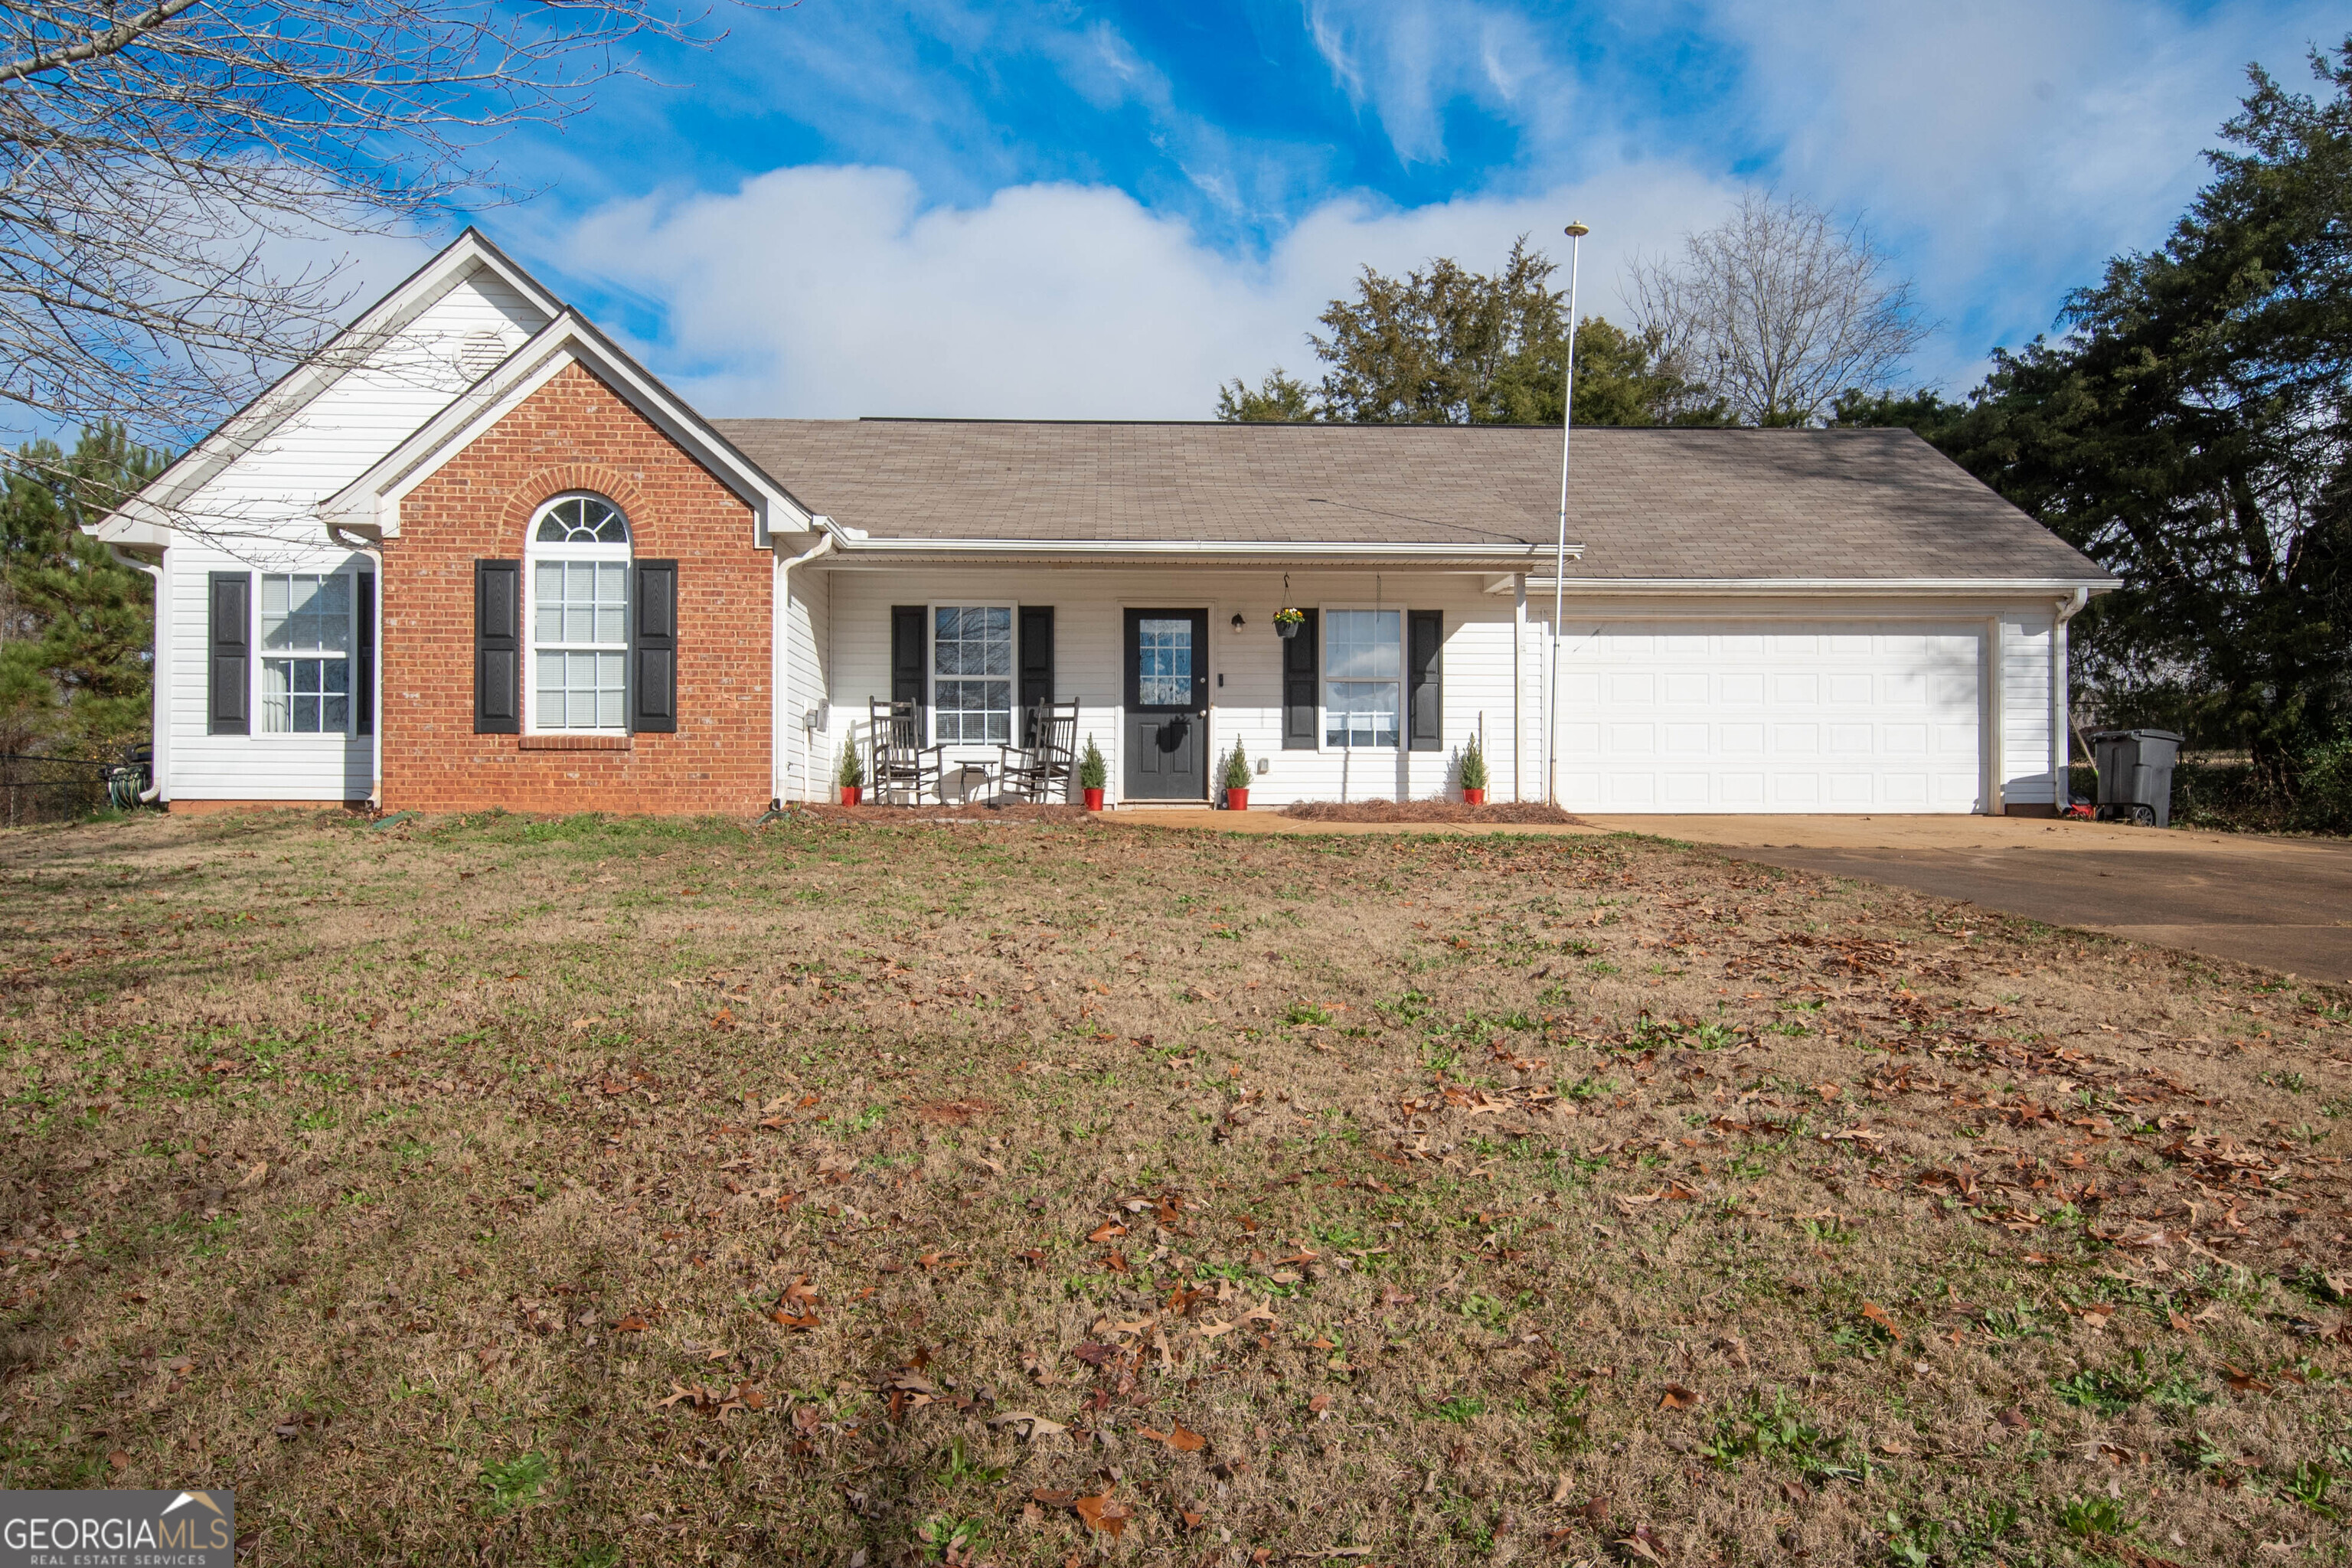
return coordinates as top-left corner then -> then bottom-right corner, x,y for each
1547,220 -> 1589,806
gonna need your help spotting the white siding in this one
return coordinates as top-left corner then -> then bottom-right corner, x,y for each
153,270 -> 552,802
1998,609 -> 2057,805
777,563 -> 832,803
809,567 -> 1524,806
162,541 -> 376,801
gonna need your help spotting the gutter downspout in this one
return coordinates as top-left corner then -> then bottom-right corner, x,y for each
774,528 -> 837,805
106,546 -> 168,803
2052,587 -> 2087,809
1512,574 -> 1526,802
325,524 -> 384,811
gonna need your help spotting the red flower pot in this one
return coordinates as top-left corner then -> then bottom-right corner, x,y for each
1083,787 -> 1105,811
839,785 -> 861,807
1462,787 -> 1486,805
1226,788 -> 1249,812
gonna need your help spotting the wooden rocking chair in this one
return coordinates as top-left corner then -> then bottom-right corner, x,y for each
998,699 -> 1079,803
868,698 -> 942,805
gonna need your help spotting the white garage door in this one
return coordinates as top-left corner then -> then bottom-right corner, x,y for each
1551,620 -> 1984,813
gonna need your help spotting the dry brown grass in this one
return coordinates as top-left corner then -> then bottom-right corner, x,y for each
1,807 -> 2349,1568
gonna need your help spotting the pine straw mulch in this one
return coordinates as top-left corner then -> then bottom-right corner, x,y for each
1279,799 -> 1586,825
0,808 -> 2348,1567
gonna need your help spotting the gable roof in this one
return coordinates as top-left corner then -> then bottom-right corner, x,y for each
323,309 -> 813,547
91,230 -> 563,545
714,419 -> 2111,585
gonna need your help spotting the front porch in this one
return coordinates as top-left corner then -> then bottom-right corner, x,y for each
785,564 -> 1527,810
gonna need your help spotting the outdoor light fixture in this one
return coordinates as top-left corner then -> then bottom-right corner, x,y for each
1548,220 -> 1589,808
1230,612 -> 1246,629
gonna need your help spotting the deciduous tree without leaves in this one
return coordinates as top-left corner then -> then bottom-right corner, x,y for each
1629,191 -> 1929,426
0,0 -> 714,472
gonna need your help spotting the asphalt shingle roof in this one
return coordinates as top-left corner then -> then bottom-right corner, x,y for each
711,419 -> 2108,582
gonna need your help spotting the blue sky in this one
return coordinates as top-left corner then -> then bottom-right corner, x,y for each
416,0 -> 2343,420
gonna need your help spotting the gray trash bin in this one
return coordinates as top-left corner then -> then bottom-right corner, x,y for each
2090,728 -> 2184,827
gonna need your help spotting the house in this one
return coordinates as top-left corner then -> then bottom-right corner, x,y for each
90,230 -> 2115,817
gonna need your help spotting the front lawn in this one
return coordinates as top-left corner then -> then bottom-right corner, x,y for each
2,808 -> 2347,1566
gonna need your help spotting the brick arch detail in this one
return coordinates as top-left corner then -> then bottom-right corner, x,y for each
488,466 -> 662,554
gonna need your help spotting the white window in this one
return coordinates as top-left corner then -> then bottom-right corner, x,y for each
528,495 -> 631,733
933,605 -> 1013,743
1324,608 -> 1401,749
260,573 -> 351,734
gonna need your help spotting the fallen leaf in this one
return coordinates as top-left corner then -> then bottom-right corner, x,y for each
1073,1488 -> 1134,1538
613,1314 -> 650,1332
2223,1364 -> 2274,1393
1087,1222 -> 1129,1244
2167,1308 -> 2195,1334
1657,1383 -> 1699,1410
1859,1301 -> 1902,1339
1617,1527 -> 1666,1564
1815,1083 -> 1842,1102
1182,1509 -> 1204,1530
1141,1420 -> 1207,1452
769,1308 -> 822,1331
988,1411 -> 1068,1440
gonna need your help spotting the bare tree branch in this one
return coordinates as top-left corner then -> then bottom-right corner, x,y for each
1628,191 -> 1932,426
0,0 -> 726,464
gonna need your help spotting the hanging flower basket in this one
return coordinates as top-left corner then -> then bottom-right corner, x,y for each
1273,606 -> 1306,639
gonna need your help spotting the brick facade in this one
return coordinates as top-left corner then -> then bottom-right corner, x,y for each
379,362 -> 772,815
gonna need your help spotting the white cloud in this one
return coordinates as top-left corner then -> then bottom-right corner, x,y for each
560,160 -> 1733,420
1276,0 -> 2343,381
1704,0 -> 2344,361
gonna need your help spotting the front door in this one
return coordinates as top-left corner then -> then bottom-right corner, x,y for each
1124,608 -> 1209,800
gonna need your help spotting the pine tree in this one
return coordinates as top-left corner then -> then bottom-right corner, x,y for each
0,425 -> 168,755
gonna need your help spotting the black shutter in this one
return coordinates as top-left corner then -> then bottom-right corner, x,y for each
890,604 -> 927,744
354,572 -> 376,737
207,571 -> 250,735
473,559 -> 520,735
631,559 -> 678,733
1281,607 -> 1318,750
1018,605 -> 1054,743
1407,609 -> 1442,752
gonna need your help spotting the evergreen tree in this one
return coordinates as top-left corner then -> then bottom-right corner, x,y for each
1217,239 -> 1722,426
0,425 -> 167,755
1847,45 -> 2352,796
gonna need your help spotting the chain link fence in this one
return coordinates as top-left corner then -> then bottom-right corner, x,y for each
0,749 -> 151,826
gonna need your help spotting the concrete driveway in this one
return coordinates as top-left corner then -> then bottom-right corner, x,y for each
1587,814 -> 2352,985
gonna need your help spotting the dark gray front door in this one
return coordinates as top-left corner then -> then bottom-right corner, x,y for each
1125,608 -> 1208,799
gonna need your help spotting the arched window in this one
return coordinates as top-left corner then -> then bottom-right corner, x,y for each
527,494 -> 631,732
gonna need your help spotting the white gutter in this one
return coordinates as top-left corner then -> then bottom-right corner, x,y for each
1522,577 -> 2119,596
106,546 -> 168,803
774,528 -> 838,805
2052,586 -> 2088,808
325,524 -> 385,810
825,537 -> 1575,562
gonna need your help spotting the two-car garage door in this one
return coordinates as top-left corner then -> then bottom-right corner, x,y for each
1550,619 -> 1986,813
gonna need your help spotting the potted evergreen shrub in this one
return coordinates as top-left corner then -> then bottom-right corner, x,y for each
837,745 -> 864,808
1079,736 -> 1107,810
1459,735 -> 1488,805
1222,740 -> 1253,811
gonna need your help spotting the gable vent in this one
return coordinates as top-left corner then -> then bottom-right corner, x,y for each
455,330 -> 506,381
